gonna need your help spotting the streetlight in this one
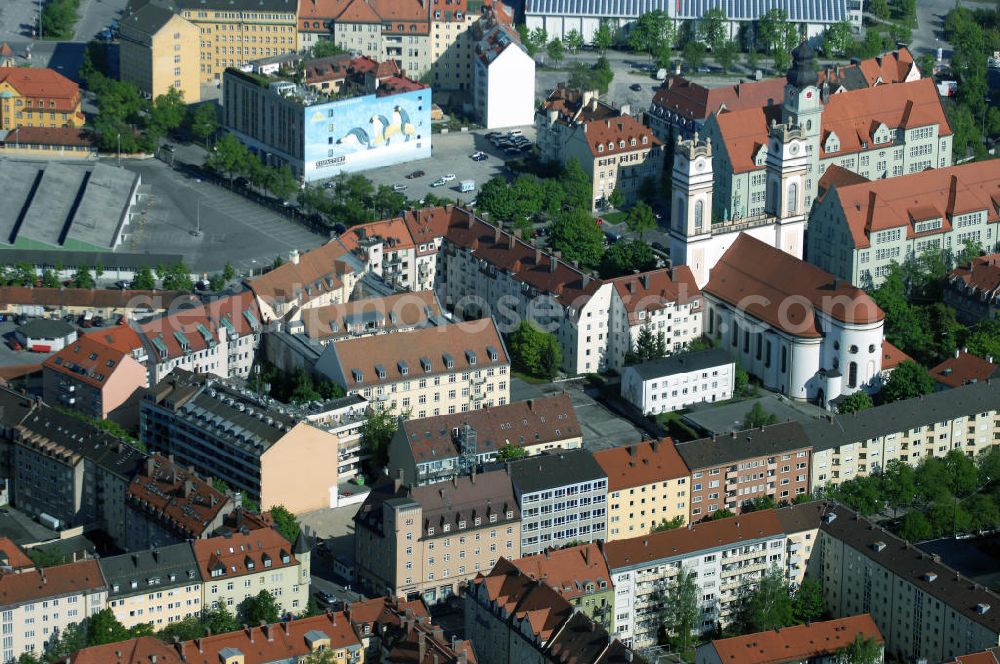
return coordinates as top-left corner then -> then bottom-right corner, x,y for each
954,475 -> 991,539
116,132 -> 121,166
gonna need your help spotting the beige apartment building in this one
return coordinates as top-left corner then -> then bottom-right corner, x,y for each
354,469 -> 520,604
594,439 -> 691,541
316,319 -> 511,418
118,4 -> 201,102
804,379 -> 1000,491
100,544 -> 203,630
193,528 -> 311,616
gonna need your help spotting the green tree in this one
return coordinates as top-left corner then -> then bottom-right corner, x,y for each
881,460 -> 916,516
71,266 -> 95,289
207,134 -> 253,182
592,21 -> 614,54
238,590 -> 282,625
204,605 -> 240,634
943,449 -> 979,497
517,25 -> 537,56
607,185 -> 625,209
550,209 -> 605,268
734,364 -> 750,396
361,408 -> 399,469
899,511 -> 933,541
149,87 -> 186,139
478,176 -> 517,221
829,475 -> 883,515
507,320 -> 562,379
563,29 -> 585,53
269,165 -> 299,200
87,608 -> 130,645
43,622 -> 87,661
222,261 -> 237,281
40,269 -> 60,288
629,11 -> 674,60
882,361 -> 934,403
269,505 -> 301,544
561,158 -> 595,210
189,103 -> 219,142
651,516 -> 685,532
835,634 -> 883,664
529,27 -> 549,57
715,39 -> 739,72
497,443 -> 527,461
625,201 -> 657,239
758,8 -> 796,54
869,0 -> 890,20
966,318 -> 1000,360
702,508 -> 735,521
658,568 -> 698,652
132,266 -> 156,290
568,59 -> 615,95
17,652 -> 44,664
12,263 -> 35,286
742,402 -> 778,429
823,21 -> 853,56
733,566 -> 794,633
159,263 -> 194,291
311,40 -> 346,58
699,8 -> 727,51
742,495 -> 777,512
837,390 -> 873,414
598,239 -> 656,278
682,40 -> 707,70
772,46 -> 791,73
546,38 -> 566,64
208,273 -> 227,292
793,577 -> 825,623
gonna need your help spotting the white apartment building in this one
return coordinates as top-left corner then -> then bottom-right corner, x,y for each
315,318 -> 511,418
100,544 -> 203,630
703,234 -> 885,407
473,24 -> 535,129
809,160 -> 1000,288
0,561 -> 107,661
621,348 -> 735,415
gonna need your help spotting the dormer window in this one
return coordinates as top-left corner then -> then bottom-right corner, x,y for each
428,527 -> 435,535
443,524 -> 451,532
375,364 -> 387,380
443,353 -> 454,369
607,142 -> 613,151
487,345 -> 499,362
618,140 -> 625,149
598,144 -> 604,153
399,360 -> 409,376
466,350 -> 477,365
352,369 -> 364,384
421,357 -> 433,372
630,138 -> 636,147
642,136 -> 648,144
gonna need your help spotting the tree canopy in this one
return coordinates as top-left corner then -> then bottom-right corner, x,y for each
507,320 -> 562,379
550,209 -> 605,269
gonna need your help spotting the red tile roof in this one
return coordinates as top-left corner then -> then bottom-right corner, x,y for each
474,558 -> 575,642
137,291 -> 261,362
336,0 -> 382,22
604,509 -> 785,569
948,253 -> 1000,300
580,114 -> 661,158
712,104 -> 784,173
249,239 -> 355,311
0,560 -> 104,606
0,67 -> 80,111
43,332 -> 137,389
609,266 -> 701,325
301,290 -> 442,341
948,648 -> 1000,664
708,615 -> 883,664
402,205 -> 456,248
823,160 -> 1000,250
192,527 -> 299,580
510,543 -> 612,602
704,234 -> 883,337
857,46 -> 918,86
593,438 -> 688,492
652,76 -> 786,123
127,454 -> 233,539
298,0 -> 349,22
542,86 -> 619,124
1,126 -> 93,147
340,217 -> 415,252
881,339 -> 911,370
930,351 -> 998,389
0,537 -> 34,572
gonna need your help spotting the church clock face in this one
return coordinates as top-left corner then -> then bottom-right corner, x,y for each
790,144 -> 800,155
696,160 -> 705,172
805,90 -> 814,99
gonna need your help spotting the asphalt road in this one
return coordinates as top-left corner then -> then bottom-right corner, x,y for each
73,0 -> 129,42
0,0 -> 41,42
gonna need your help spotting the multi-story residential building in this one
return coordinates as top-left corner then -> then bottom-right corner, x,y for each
536,86 -> 662,210
703,233 -> 885,406
316,319 -> 511,417
595,439 -> 691,540
10,404 -> 145,544
606,267 -> 703,367
0,560 -> 106,661
99,543 -> 203,630
818,503 -> 1000,662
0,286 -> 196,321
0,538 -> 35,573
465,558 -> 636,664
42,330 -> 149,425
295,290 -> 444,346
140,369 -> 341,512
0,67 -> 83,130
338,218 -> 422,291
948,648 -> 1000,663
946,253 -> 1000,323
249,240 -> 363,322
473,24 -> 534,129
354,469 -> 520,604
804,378 -> 1000,491
124,0 -> 299,86
222,61 -> 430,182
705,42 -> 951,221
675,422 -> 812,521
125,453 -> 234,551
809,160 -> 1000,288
72,611 -> 365,664
605,508 -> 788,648
386,394 -> 582,485
509,449 -> 607,555
620,348 -> 735,415
647,48 -> 921,143
510,543 -> 615,629
525,0 -> 862,43
696,615 -> 884,664
193,528 -> 311,616
930,350 -> 998,391
401,205 -> 451,292
135,291 -> 263,384
118,3 -> 201,102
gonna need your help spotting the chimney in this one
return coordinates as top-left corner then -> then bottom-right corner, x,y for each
173,636 -> 185,659
508,232 -> 515,249
494,227 -> 501,244
262,621 -> 273,641
245,625 -> 253,643
582,273 -> 591,289
289,249 -> 300,265
549,256 -> 558,273
955,348 -> 961,359
432,627 -> 444,642
418,631 -> 427,661
184,479 -> 194,498
640,274 -> 649,289
535,246 -> 542,265
395,468 -> 405,492
146,456 -> 156,477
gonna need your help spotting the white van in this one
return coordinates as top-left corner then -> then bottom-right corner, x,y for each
507,129 -> 524,137
460,180 -> 476,193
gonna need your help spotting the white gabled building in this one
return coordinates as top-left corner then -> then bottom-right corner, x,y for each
621,347 -> 735,415
474,24 -> 535,129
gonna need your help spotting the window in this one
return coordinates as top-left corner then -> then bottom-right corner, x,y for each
787,182 -> 798,214
694,200 -> 704,233
848,361 -> 858,388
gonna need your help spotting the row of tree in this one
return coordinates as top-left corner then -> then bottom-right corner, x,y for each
206,135 -> 299,201
942,6 -> 1000,160
827,448 -> 1000,542
250,361 -> 346,405
298,173 -> 425,228
0,262 -> 195,292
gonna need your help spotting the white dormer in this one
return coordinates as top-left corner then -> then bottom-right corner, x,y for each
872,122 -> 890,144
824,131 -> 840,153
754,144 -> 768,166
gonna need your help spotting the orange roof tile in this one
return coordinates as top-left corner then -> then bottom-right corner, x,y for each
593,438 -> 688,492
0,67 -> 79,111
704,234 -> 884,337
948,648 -> 1000,664
510,544 -> 612,603
474,558 -> 574,642
192,528 -> 299,580
0,560 -> 104,606
712,104 -> 783,173
301,290 -> 441,341
930,351 -> 998,388
652,76 -> 786,123
339,217 -> 416,253
127,454 -> 232,539
609,266 -> 701,324
336,0 -> 382,23
580,114 -> 661,158
949,253 -> 1000,298
249,239 -> 355,310
137,291 -> 261,362
0,537 -> 34,572
708,615 -> 883,664
298,0 -> 349,22
1,126 -> 93,147
880,339 -> 911,370
43,332 -> 137,389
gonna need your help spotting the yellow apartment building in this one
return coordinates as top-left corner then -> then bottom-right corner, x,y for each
119,5 -> 201,102
0,67 -> 83,130
100,545 -> 203,630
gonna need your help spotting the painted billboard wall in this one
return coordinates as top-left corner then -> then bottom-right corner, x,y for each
302,87 -> 432,181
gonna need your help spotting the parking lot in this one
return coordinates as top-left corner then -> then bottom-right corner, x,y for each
337,127 -> 535,202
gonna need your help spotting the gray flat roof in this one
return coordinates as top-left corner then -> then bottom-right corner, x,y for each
68,163 -> 135,247
99,543 -> 200,598
0,166 -> 41,244
510,449 -> 606,495
682,393 -> 825,436
674,421 -> 812,470
627,348 -> 735,380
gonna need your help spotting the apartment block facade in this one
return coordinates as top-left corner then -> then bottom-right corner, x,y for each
620,348 -> 735,415
946,254 -> 1000,324
118,5 -> 201,101
510,450 -> 608,555
473,24 -> 534,129
0,67 -> 83,130
100,544 -> 203,630
510,544 -> 615,630
809,160 -> 1000,288
354,470 -> 520,604
594,439 -> 691,541
675,422 -> 812,521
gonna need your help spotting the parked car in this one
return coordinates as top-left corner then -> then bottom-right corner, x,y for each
6,339 -> 21,351
471,151 -> 487,161
629,83 -> 642,91
441,173 -> 456,182
430,178 -> 447,187
405,170 -> 425,179
486,131 -> 502,139
507,129 -> 524,137
392,183 -> 408,192
14,315 -> 26,326
315,591 -> 339,608
93,316 -> 105,327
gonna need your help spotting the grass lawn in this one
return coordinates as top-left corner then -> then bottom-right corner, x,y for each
512,369 -> 551,384
601,210 -> 628,225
